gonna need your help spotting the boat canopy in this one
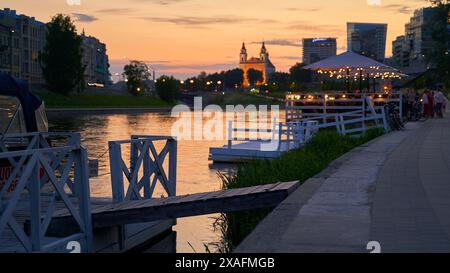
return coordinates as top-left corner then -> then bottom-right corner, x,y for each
0,73 -> 48,134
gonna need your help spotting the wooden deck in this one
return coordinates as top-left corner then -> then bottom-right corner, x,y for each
1,181 -> 299,252
50,181 -> 300,229
0,196 -> 174,253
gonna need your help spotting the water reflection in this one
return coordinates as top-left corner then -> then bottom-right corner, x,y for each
48,111 -> 232,253
48,110 -> 281,253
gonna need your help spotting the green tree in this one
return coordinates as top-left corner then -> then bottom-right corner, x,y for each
123,60 -> 150,95
426,0 -> 450,90
155,75 -> 180,103
289,63 -> 312,84
224,68 -> 244,89
269,72 -> 290,92
40,14 -> 85,94
247,69 -> 263,86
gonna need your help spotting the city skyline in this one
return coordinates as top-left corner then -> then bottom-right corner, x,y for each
1,0 -> 428,79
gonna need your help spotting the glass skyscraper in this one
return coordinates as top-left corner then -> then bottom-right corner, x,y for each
347,22 -> 388,62
302,38 -> 337,65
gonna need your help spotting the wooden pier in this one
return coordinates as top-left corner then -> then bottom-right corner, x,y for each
48,181 -> 299,230
0,132 -> 300,253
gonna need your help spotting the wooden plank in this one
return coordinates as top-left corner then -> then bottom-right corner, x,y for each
48,181 -> 300,230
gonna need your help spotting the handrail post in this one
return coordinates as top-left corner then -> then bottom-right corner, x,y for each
276,118 -> 281,152
29,154 -> 41,251
335,114 -> 341,134
340,115 -> 346,135
227,120 -> 233,149
130,137 -> 138,175
168,138 -> 177,197
109,142 -> 124,203
74,146 -> 93,253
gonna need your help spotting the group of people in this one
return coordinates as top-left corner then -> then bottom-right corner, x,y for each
406,89 -> 447,120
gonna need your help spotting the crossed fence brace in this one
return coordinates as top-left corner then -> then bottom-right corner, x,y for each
109,136 -> 177,203
0,132 -> 92,253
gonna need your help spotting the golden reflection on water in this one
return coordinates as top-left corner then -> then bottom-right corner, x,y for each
48,110 -> 280,253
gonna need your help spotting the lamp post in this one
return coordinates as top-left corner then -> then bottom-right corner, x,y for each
217,80 -> 223,92
190,79 -> 195,92
367,73 -> 370,93
358,69 -> 363,93
346,67 -> 350,93
9,29 -> 14,75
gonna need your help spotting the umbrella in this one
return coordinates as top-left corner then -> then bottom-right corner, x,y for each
303,51 -> 406,92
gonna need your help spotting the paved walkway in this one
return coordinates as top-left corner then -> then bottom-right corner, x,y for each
236,115 -> 450,253
371,116 -> 450,252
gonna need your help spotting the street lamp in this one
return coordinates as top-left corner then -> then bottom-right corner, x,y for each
9,29 -> 16,74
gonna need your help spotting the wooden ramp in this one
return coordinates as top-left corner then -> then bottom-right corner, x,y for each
51,181 -> 300,230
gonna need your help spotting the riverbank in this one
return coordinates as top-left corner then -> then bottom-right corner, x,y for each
32,86 -> 172,109
46,107 -> 172,115
208,92 -> 285,107
212,128 -> 384,252
235,121 -> 428,253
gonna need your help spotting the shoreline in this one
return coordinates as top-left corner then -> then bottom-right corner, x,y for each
46,104 -> 285,116
46,107 -> 173,115
235,123 -> 422,253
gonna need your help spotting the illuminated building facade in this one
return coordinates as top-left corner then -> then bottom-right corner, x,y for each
239,42 -> 276,87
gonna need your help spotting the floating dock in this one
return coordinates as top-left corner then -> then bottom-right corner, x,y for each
210,92 -> 401,163
209,140 -> 296,163
209,120 -> 317,163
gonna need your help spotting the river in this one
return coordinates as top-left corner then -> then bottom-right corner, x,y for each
47,111 -> 247,253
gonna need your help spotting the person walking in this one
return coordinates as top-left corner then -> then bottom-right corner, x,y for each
407,89 -> 416,120
428,90 -> 435,118
434,91 -> 445,118
422,91 -> 430,118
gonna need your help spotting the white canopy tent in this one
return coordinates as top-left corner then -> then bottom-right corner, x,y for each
303,51 -> 406,92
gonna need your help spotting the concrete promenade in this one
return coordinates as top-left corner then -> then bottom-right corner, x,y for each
236,115 -> 450,253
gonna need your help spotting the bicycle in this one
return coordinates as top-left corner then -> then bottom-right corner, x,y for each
410,101 -> 423,122
385,102 -> 404,131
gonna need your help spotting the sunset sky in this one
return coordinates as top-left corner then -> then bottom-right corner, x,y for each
1,0 -> 429,79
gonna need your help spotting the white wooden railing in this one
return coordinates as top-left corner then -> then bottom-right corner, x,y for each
226,99 -> 389,153
0,139 -> 92,253
109,136 -> 177,203
226,119 -> 320,152
286,92 -> 403,123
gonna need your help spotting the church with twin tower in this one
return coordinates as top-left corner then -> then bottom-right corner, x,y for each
239,42 -> 276,87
